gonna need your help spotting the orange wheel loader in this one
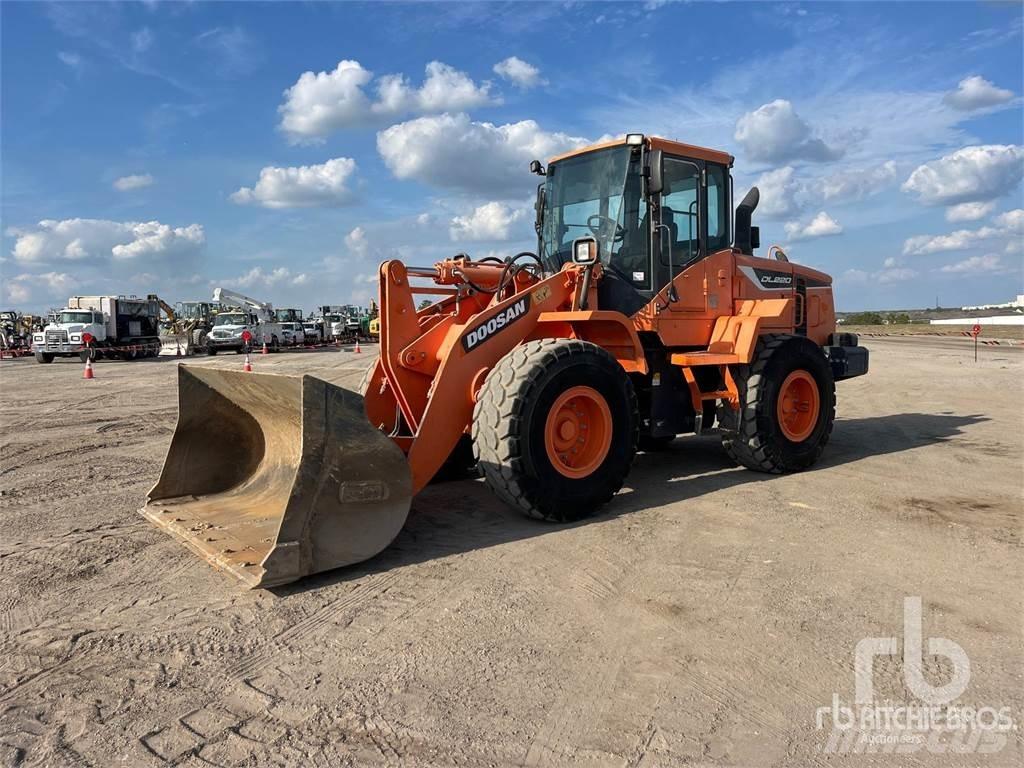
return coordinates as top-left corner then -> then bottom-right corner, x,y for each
143,134 -> 868,588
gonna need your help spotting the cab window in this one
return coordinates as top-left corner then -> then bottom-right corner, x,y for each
659,157 -> 701,267
706,164 -> 730,251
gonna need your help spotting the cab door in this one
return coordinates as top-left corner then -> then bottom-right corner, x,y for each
655,156 -> 705,311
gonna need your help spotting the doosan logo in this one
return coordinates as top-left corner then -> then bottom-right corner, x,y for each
462,297 -> 530,352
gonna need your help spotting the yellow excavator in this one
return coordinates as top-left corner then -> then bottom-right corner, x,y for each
143,134 -> 867,588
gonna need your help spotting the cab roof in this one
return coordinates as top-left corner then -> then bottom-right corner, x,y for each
548,135 -> 734,167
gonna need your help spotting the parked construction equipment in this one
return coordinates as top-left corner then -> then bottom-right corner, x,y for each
159,300 -> 220,356
34,295 -> 162,363
144,134 -> 868,587
0,311 -> 36,356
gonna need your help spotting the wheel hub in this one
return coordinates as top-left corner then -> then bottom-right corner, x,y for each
544,386 -> 612,479
776,370 -> 820,442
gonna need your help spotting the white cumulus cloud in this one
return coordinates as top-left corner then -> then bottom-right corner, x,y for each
902,227 -> 1000,256
278,60 -> 495,142
945,201 -> 995,222
9,218 -> 204,264
903,208 -> 1022,256
345,226 -> 369,256
449,202 -> 527,242
842,259 -> 917,285
902,145 -> 1024,206
734,99 -> 842,164
819,161 -> 897,202
943,75 -> 1015,111
2,271 -> 75,305
939,254 -> 1005,273
493,56 -> 544,88
377,113 -> 588,196
993,208 -> 1024,233
753,166 -> 803,219
113,173 -> 154,191
222,266 -> 309,290
784,211 -> 843,242
230,158 -> 357,208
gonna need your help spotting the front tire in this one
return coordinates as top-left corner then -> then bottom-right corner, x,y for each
35,352 -> 54,364
473,338 -> 638,522
718,334 -> 835,473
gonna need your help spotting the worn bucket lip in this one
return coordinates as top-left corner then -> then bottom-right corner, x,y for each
139,502 -> 267,587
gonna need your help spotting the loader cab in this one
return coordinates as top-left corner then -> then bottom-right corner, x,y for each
537,136 -> 733,316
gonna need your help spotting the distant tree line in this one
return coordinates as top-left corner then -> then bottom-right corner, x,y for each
843,311 -> 913,325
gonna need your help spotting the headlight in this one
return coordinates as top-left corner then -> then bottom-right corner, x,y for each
33,334 -> 43,342
71,334 -> 81,342
572,236 -> 599,264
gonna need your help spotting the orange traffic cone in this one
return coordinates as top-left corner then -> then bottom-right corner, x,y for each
261,340 -> 269,355
354,338 -> 362,354
83,356 -> 95,379
243,352 -> 252,372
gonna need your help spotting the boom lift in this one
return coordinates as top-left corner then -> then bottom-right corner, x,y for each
144,134 -> 868,587
205,288 -> 282,354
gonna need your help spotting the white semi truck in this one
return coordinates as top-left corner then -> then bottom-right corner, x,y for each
205,287 -> 283,355
33,295 -> 161,363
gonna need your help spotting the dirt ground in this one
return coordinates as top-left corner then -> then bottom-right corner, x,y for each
1,338 -> 1021,767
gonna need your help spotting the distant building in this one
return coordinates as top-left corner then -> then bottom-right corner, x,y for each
960,294 -> 1024,311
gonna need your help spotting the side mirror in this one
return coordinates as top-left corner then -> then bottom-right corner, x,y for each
645,149 -> 664,197
529,160 -> 546,176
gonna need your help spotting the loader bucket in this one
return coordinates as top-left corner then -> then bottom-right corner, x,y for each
142,366 -> 412,588
159,332 -> 192,356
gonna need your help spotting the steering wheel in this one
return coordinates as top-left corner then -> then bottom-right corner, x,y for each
586,214 -> 625,243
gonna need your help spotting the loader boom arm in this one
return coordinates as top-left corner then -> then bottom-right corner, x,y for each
365,257 -> 646,494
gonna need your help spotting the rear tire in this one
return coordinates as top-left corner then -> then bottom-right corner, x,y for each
473,338 -> 638,522
718,334 -> 835,473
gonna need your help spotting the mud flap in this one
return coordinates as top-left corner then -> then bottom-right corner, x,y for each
142,366 -> 412,588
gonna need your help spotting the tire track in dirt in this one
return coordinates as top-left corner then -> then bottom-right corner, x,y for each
225,570 -> 404,681
519,532 -> 655,767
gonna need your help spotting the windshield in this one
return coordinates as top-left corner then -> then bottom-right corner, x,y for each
213,313 -> 247,326
60,311 -> 94,324
540,146 -> 647,284
176,302 -> 210,320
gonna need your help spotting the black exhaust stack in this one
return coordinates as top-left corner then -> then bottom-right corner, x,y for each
734,187 -> 760,256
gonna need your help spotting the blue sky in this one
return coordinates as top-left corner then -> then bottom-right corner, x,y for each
2,1 -> 1022,313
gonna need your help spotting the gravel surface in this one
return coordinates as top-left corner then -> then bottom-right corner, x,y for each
1,338 -> 1020,767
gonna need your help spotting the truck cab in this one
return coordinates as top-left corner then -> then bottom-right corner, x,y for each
206,310 -> 281,354
33,295 -> 161,363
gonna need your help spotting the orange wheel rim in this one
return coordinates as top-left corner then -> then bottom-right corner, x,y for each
776,370 -> 820,442
544,386 -> 613,479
